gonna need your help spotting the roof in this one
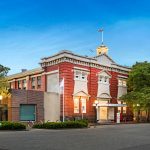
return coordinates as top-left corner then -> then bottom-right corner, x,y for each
8,50 -> 131,80
94,53 -> 116,63
41,50 -> 96,61
7,68 -> 43,81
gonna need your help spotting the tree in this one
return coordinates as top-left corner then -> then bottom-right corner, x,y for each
0,64 -> 10,97
121,62 -> 150,122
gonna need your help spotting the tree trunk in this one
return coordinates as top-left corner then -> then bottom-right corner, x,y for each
147,109 -> 150,122
136,110 -> 140,123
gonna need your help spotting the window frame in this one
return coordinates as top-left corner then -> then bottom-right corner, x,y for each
22,79 -> 27,90
118,79 -> 127,87
18,80 -> 22,89
31,77 -> 36,89
37,76 -> 41,89
74,70 -> 88,81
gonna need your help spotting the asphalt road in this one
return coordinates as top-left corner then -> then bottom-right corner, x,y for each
0,124 -> 150,150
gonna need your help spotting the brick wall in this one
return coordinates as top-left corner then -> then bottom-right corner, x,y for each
59,62 -> 74,120
11,89 -> 44,122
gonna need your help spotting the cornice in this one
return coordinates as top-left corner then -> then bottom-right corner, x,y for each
40,51 -> 130,75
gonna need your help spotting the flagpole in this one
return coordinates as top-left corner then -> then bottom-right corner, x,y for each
98,28 -> 104,44
63,78 -> 65,122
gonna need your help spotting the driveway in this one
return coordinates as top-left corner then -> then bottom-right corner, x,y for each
0,124 -> 150,150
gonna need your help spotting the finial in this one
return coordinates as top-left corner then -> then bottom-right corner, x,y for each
98,28 -> 104,45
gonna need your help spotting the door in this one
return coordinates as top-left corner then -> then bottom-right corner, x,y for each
99,107 -> 108,122
0,105 -> 8,121
20,104 -> 36,121
108,107 -> 114,121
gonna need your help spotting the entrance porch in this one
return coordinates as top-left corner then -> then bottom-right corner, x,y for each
94,102 -> 126,123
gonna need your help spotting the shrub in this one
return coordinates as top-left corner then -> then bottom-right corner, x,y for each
33,120 -> 88,129
0,121 -> 26,130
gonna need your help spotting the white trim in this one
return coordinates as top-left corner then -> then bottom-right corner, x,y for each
74,66 -> 90,72
117,75 -> 128,79
30,74 -> 42,78
118,85 -> 127,88
43,70 -> 59,75
8,68 -> 44,80
8,79 -> 16,82
16,77 -> 26,81
93,103 -> 127,107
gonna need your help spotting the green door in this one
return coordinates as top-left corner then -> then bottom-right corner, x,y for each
20,104 -> 36,121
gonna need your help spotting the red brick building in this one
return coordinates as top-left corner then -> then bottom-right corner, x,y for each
6,44 -> 133,123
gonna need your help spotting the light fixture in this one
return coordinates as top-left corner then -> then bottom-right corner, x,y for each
94,100 -> 99,105
0,95 -> 2,100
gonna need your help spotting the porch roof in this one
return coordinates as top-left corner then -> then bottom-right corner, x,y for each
93,103 -> 127,107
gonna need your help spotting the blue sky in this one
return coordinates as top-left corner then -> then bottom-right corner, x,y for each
0,0 -> 150,74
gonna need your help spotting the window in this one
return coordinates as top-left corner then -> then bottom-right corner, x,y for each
123,80 -> 127,86
74,98 -> 79,113
81,98 -> 86,113
99,75 -> 109,84
118,79 -> 127,87
123,102 -> 126,113
118,108 -> 121,113
75,71 -> 80,80
81,72 -> 87,81
99,76 -> 103,83
74,70 -> 87,81
104,77 -> 108,83
10,82 -> 13,89
37,76 -> 41,89
118,79 -> 122,86
20,104 -> 36,121
118,101 -> 121,113
18,80 -> 21,89
22,80 -> 26,89
31,77 -> 35,89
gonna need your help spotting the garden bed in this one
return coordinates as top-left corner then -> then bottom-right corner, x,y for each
33,120 -> 88,129
0,121 -> 26,130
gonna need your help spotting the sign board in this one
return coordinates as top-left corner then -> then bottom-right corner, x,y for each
116,113 -> 120,123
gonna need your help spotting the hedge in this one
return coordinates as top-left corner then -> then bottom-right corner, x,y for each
33,120 -> 88,129
0,121 -> 26,130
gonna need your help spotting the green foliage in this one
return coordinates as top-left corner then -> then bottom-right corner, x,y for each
120,61 -> 150,121
33,120 -> 88,129
0,121 -> 26,130
0,64 -> 10,77
0,64 -> 10,96
127,61 -> 150,91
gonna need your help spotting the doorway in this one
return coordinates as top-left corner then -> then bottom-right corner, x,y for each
0,105 -> 8,121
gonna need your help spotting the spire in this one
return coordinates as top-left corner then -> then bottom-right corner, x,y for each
96,28 -> 108,56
